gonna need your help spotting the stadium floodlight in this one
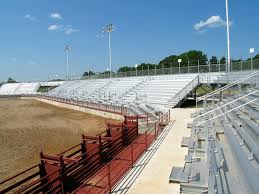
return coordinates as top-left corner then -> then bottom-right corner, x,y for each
225,0 -> 231,72
64,45 -> 71,79
103,24 -> 116,79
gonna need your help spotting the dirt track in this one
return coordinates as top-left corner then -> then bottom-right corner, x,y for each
0,99 -> 117,182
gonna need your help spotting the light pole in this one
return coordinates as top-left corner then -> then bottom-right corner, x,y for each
225,0 -> 231,72
178,59 -> 182,74
103,24 -> 116,78
135,64 -> 138,76
64,45 -> 70,80
250,48 -> 255,70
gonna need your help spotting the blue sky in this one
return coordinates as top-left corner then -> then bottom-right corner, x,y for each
0,0 -> 258,81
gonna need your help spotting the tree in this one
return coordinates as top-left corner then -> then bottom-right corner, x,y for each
253,54 -> 259,60
7,77 -> 17,83
118,66 -> 134,72
209,56 -> 218,64
220,57 -> 226,64
158,50 -> 208,67
82,71 -> 95,76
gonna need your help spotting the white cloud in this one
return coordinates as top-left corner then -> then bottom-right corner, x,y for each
194,16 -> 231,32
48,24 -> 63,31
64,25 -> 79,35
24,14 -> 39,22
48,24 -> 78,35
49,12 -> 63,20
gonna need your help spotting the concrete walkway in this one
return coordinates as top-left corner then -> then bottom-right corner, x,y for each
112,108 -> 196,194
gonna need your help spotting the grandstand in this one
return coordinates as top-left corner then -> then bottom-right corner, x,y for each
46,74 -> 198,113
0,70 -> 259,193
0,82 -> 39,95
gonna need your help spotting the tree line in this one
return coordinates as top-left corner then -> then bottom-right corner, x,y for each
83,50 -> 259,75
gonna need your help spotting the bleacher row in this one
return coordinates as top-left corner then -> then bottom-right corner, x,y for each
45,74 -> 198,114
170,87 -> 259,193
0,83 -> 40,95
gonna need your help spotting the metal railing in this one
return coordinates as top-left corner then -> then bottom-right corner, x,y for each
194,90 -> 258,126
196,72 -> 259,110
45,59 -> 259,82
168,74 -> 199,107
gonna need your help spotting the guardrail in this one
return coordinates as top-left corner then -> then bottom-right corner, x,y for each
168,74 -> 199,107
0,107 -> 170,194
73,110 -> 170,193
196,72 -> 259,111
46,59 -> 259,82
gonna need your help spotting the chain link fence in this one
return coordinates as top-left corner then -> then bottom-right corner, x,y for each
48,59 -> 259,81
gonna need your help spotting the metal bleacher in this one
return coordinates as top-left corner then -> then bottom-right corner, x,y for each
0,82 -> 40,95
45,74 -> 198,114
170,72 -> 259,194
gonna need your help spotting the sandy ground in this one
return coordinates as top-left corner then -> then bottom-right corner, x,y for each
126,108 -> 196,194
0,99 -> 117,182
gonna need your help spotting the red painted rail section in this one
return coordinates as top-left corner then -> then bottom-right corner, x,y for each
73,110 -> 170,194
0,93 -> 170,194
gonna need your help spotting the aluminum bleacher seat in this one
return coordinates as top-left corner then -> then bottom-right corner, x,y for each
0,83 -> 40,95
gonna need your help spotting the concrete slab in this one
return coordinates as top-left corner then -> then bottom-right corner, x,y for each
123,108 -> 197,194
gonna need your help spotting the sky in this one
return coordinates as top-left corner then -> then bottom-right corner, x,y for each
0,0 -> 258,81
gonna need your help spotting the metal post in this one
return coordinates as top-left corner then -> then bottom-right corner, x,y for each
162,63 -> 164,75
155,65 -> 156,75
142,65 -> 144,76
108,163 -> 111,193
155,123 -> 157,139
178,62 -> 180,74
241,60 -> 243,72
188,61 -> 190,73
108,32 -> 112,78
224,105 -> 227,124
131,144 -> 134,168
251,57 -> 253,70
198,60 -> 200,73
226,0 -> 231,72
145,132 -> 148,151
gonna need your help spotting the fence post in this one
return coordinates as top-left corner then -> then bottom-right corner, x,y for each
198,60 -> 200,73
155,123 -> 157,140
108,163 -> 111,193
146,113 -> 149,126
131,144 -> 134,168
251,57 -> 253,70
188,61 -> 190,73
145,132 -> 148,151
